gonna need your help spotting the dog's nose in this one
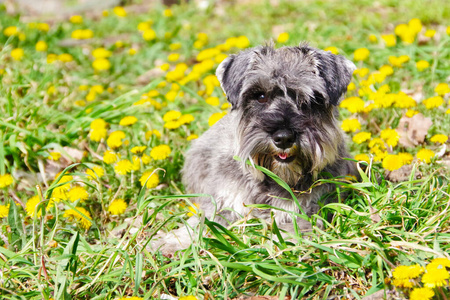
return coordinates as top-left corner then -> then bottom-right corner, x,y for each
272,130 -> 295,149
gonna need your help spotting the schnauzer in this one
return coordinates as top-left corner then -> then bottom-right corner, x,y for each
152,43 -> 356,254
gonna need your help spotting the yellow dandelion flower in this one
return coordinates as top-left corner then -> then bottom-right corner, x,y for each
406,109 -> 419,118
92,58 -> 111,71
163,8 -> 173,17
205,96 -> 220,106
381,34 -> 396,47
103,150 -> 118,164
353,48 -> 370,61
179,296 -> 198,300
108,198 -> 127,215
392,264 -> 424,288
131,146 -> 147,154
235,36 -> 250,49
427,257 -> 450,270
26,195 -> 42,217
58,53 -> 73,63
142,28 -> 156,41
69,15 -> 83,23
150,145 -> 171,160
107,131 -> 126,149
119,116 -> 138,126
430,134 -> 448,144
368,34 -> 377,43
382,155 -> 403,171
0,174 -> 14,188
380,128 -> 399,147
354,67 -> 369,78
424,29 -> 436,38
140,171 -> 160,189
0,204 -> 9,218
3,26 -> 18,36
67,186 -> 89,202
48,151 -> 61,161
409,18 -> 422,34
35,40 -> 48,52
416,60 -> 430,71
422,268 -> 449,288
163,110 -> 182,122
90,118 -> 107,130
164,120 -> 182,129
354,154 -> 370,163
167,53 -> 180,62
422,96 -> 444,109
11,48 -> 24,61
352,132 -> 371,144
187,134 -> 198,141
90,128 -> 107,142
114,160 -> 133,175
86,166 -> 104,180
398,152 -> 414,165
347,82 -> 356,92
63,207 -> 92,229
277,32 -> 289,43
416,149 -> 434,163
409,287 -> 434,300
340,97 -> 365,113
434,83 -> 450,96
179,114 -> 194,125
113,6 -> 127,17
379,65 -> 394,76
142,154 -> 151,164
208,112 -> 227,127
341,118 -> 361,133
324,46 -> 338,55
92,47 -> 112,59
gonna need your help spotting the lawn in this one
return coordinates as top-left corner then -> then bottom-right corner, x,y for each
0,0 -> 450,299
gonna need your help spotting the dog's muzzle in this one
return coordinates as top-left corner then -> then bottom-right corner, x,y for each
272,129 -> 296,163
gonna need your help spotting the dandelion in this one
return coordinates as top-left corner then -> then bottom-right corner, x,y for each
86,166 -> 104,180
113,6 -> 127,17
406,109 -> 419,118
163,8 -> 173,17
381,34 -> 396,47
208,112 -> 227,126
103,150 -> 119,164
422,96 -> 444,109
382,155 -> 403,171
163,110 -> 182,122
416,149 -> 434,163
92,58 -> 111,71
398,152 -> 414,165
379,65 -> 394,76
131,146 -> 147,154
70,15 -> 83,23
424,29 -> 436,38
434,83 -> 450,96
48,151 -> 61,161
92,48 -> 112,59
107,131 -> 126,149
353,48 -> 370,61
35,40 -> 48,52
354,154 -> 370,163
380,128 -> 399,147
11,48 -> 24,61
63,207 -> 92,229
3,26 -> 18,36
324,46 -> 338,55
341,118 -> 361,133
108,199 -> 127,215
71,29 -> 94,39
187,134 -> 198,141
392,264 -> 424,288
0,204 -> 10,218
168,53 -> 180,62
368,34 -> 377,43
67,186 -> 89,202
178,114 -> 195,125
114,159 -> 133,175
235,36 -> 250,49
352,132 -> 371,144
140,171 -> 160,188
354,68 -> 369,77
416,60 -> 430,71
409,287 -> 434,300
90,128 -> 107,142
430,134 -> 448,144
205,96 -> 220,106
421,268 -> 449,288
277,32 -> 289,43
150,145 -> 171,160
142,28 -> 156,41
179,296 -> 198,300
0,174 -> 14,188
119,116 -> 138,126
26,195 -> 43,217
427,257 -> 450,269
340,97 -> 365,113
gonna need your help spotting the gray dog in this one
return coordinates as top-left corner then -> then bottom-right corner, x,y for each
152,43 -> 356,253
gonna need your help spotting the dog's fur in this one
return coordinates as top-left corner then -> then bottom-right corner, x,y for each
152,43 -> 356,253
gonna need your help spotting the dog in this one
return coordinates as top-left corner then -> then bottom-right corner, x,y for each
152,43 -> 357,254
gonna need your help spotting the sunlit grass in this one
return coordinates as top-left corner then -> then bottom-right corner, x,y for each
0,0 -> 450,299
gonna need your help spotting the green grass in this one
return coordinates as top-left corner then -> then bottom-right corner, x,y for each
1,0 -> 450,299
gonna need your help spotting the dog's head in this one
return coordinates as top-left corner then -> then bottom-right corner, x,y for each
216,43 -> 355,186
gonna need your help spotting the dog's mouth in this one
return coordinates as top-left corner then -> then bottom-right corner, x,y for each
274,152 -> 295,163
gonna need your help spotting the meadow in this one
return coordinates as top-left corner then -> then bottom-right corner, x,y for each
0,0 -> 450,299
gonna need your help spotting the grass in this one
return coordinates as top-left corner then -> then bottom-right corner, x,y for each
0,0 -> 450,299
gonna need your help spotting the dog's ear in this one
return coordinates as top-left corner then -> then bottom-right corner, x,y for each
216,54 -> 241,107
315,50 -> 356,106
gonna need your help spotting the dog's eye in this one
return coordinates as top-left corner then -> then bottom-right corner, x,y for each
256,93 -> 267,103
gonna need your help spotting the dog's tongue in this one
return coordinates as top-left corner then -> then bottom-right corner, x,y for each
278,153 -> 288,160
